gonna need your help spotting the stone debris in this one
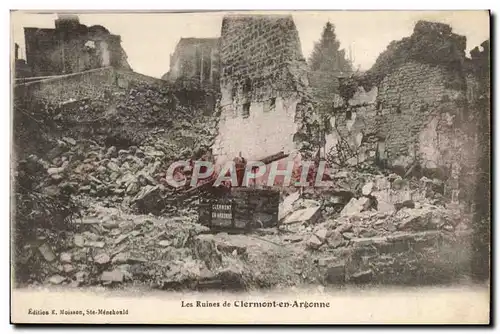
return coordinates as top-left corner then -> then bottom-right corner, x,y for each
327,232 -> 344,248
48,275 -> 67,285
340,197 -> 371,216
38,243 -> 56,262
306,235 -> 323,249
74,235 -> 85,247
314,228 -> 329,242
60,252 -> 72,263
279,191 -> 300,220
94,253 -> 111,265
325,261 -> 346,284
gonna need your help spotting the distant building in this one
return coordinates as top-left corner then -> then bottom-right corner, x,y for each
22,14 -> 131,77
162,37 -> 220,87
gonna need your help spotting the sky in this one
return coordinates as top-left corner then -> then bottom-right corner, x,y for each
11,10 -> 490,79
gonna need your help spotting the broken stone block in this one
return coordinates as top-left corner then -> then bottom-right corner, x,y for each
325,262 -> 346,284
62,137 -> 76,146
314,228 -> 328,241
318,256 -> 336,267
334,171 -> 349,179
62,264 -> 75,273
102,220 -> 119,229
94,253 -> 111,265
107,162 -> 120,173
336,222 -> 353,233
217,261 -> 245,289
60,252 -> 72,263
158,240 -> 172,247
376,200 -> 396,214
86,241 -> 105,248
362,182 -> 374,196
340,197 -> 371,216
283,235 -> 303,243
132,185 -> 163,213
75,271 -> 87,282
342,232 -> 355,240
359,197 -> 372,210
118,149 -> 130,156
38,243 -> 56,262
392,176 -> 405,190
395,199 -> 415,211
350,269 -> 373,284
106,146 -> 117,158
125,181 -> 141,195
351,236 -> 387,247
360,229 -> 378,238
69,280 -> 80,288
396,208 -> 434,231
283,206 -> 320,225
100,269 -> 124,283
327,231 -> 344,248
307,235 -> 323,249
192,235 -> 222,270
48,275 -> 66,285
112,252 -> 129,265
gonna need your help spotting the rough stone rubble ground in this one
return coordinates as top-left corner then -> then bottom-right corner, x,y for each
23,136 -> 472,290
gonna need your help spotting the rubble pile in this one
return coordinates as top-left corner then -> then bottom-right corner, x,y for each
24,206 -> 204,287
28,137 -> 198,215
275,171 -> 473,285
26,206 -> 286,290
14,76 -> 476,290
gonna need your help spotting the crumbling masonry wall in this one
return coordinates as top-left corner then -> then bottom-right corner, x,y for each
327,21 -> 482,205
213,14 -> 316,163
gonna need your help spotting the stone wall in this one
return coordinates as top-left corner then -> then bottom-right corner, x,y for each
213,14 -> 316,164
325,21 -> 483,206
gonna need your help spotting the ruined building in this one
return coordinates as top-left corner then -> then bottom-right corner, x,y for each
23,14 -> 131,77
212,14 -> 317,164
326,20 -> 489,206
162,38 -> 220,87
14,43 -> 32,78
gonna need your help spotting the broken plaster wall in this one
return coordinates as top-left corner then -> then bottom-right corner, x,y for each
213,15 -> 316,164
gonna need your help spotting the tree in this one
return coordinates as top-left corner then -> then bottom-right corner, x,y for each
309,22 -> 352,74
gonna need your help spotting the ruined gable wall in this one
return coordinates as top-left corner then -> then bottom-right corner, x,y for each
213,15 -> 312,163
329,42 -> 482,206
